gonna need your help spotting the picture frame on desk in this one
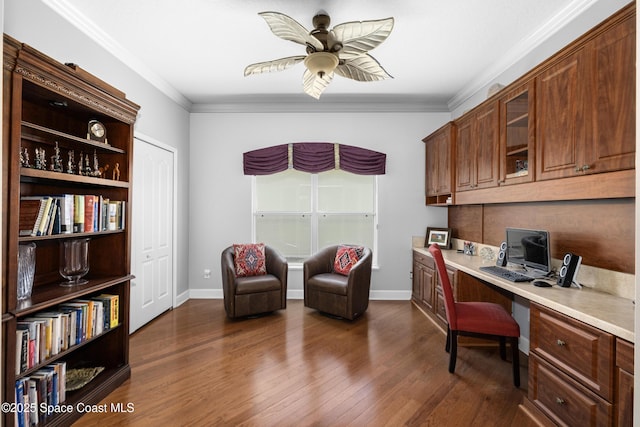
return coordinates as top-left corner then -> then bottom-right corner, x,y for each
426,227 -> 452,249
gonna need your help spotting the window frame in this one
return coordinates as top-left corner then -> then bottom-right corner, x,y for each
251,170 -> 379,267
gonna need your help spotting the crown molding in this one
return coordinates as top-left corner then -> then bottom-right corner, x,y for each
447,0 -> 598,111
42,0 -> 193,111
191,94 -> 449,114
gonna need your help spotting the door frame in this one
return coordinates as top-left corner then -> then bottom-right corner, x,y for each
131,132 -> 178,330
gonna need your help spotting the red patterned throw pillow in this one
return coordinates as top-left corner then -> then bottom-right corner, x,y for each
333,245 -> 364,276
233,243 -> 267,277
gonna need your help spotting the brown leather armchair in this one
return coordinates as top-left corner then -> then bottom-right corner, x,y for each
303,245 -> 373,320
221,245 -> 288,318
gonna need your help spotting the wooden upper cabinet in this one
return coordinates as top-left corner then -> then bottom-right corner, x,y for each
455,102 -> 499,192
455,116 -> 473,192
537,11 -> 635,181
499,80 -> 535,185
474,102 -> 500,189
588,14 -> 635,174
536,48 -> 588,181
423,122 -> 454,205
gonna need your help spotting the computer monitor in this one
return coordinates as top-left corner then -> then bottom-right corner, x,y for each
505,227 -> 551,275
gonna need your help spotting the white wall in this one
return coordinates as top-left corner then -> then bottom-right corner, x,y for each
188,111 -> 449,298
3,0 -> 192,298
451,0 -> 633,117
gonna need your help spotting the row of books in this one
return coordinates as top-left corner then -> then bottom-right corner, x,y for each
16,294 -> 119,375
19,195 -> 126,237
15,362 -> 66,427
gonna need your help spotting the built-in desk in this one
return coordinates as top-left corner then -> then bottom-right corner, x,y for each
413,247 -> 634,342
413,246 -> 635,426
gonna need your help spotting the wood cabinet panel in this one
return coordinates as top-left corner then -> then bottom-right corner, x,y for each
588,14 -> 635,174
474,103 -> 500,189
536,48 -> 588,181
425,137 -> 438,196
423,122 -> 454,205
529,353 -> 613,427
615,338 -> 634,426
530,303 -> 614,401
455,117 -> 474,192
455,104 -> 499,192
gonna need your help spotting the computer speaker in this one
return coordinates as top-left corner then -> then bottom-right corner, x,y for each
557,253 -> 582,287
496,241 -> 507,267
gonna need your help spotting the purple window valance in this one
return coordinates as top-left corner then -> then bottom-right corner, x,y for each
243,143 -> 386,175
242,144 -> 289,175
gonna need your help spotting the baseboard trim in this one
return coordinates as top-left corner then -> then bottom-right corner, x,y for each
186,289 -> 412,301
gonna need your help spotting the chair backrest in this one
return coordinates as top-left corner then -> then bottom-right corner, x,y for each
428,244 -> 457,330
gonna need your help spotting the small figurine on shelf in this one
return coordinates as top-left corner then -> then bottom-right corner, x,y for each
84,154 -> 92,176
34,147 -> 46,170
99,164 -> 110,178
112,162 -> 120,181
67,150 -> 76,174
78,151 -> 84,175
20,147 -> 31,168
50,142 -> 63,172
92,150 -> 101,177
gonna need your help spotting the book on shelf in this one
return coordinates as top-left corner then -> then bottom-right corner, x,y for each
19,194 -> 125,237
15,361 -> 67,426
55,194 -> 74,234
73,195 -> 84,233
83,195 -> 97,233
19,197 -> 46,237
96,294 -> 119,328
15,329 -> 28,375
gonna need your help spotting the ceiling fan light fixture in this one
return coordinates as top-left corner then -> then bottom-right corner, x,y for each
304,52 -> 339,78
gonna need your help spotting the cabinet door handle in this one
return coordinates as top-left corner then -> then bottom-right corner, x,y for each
556,397 -> 565,405
574,164 -> 591,173
556,339 -> 566,346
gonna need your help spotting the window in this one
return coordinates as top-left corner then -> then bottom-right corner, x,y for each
253,169 -> 377,264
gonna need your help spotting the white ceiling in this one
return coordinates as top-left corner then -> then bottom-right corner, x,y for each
44,0 -> 589,110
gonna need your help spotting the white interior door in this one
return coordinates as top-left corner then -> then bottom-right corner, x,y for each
130,136 -> 175,333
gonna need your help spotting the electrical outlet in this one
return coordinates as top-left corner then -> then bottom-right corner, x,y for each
409,271 -> 413,280
204,269 -> 211,279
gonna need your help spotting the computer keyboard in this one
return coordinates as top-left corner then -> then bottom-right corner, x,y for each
479,266 -> 533,282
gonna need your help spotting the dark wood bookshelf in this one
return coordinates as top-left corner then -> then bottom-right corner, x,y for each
3,33 -> 139,426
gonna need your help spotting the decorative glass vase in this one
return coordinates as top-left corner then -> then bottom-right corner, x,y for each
59,238 -> 90,286
17,243 -> 36,300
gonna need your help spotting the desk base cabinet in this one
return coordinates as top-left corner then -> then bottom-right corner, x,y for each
528,303 -> 633,426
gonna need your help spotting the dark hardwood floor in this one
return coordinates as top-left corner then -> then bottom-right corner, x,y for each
73,299 -> 537,426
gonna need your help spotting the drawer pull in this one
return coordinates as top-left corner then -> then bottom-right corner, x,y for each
556,397 -> 565,405
556,339 -> 566,346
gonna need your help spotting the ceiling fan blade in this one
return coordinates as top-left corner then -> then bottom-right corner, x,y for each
332,17 -> 394,57
259,12 -> 324,52
303,69 -> 333,99
335,54 -> 393,81
244,56 -> 306,76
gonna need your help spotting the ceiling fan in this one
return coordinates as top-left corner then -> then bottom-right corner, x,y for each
244,11 -> 394,99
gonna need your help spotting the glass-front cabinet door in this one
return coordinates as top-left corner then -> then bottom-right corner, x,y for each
499,80 -> 535,185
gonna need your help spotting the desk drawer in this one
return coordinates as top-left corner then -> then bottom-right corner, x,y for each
413,251 -> 433,267
530,303 -> 614,401
529,353 -> 613,427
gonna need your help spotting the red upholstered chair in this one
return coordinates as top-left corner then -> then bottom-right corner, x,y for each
428,244 -> 521,387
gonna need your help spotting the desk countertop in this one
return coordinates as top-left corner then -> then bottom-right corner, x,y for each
413,247 -> 635,343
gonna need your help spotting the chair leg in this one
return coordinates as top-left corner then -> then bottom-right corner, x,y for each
499,336 -> 506,360
511,337 -> 520,388
448,330 -> 458,373
445,326 -> 451,353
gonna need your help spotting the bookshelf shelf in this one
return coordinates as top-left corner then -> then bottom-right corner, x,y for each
3,34 -> 139,426
21,121 -> 126,154
14,275 -> 133,317
20,167 -> 130,188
